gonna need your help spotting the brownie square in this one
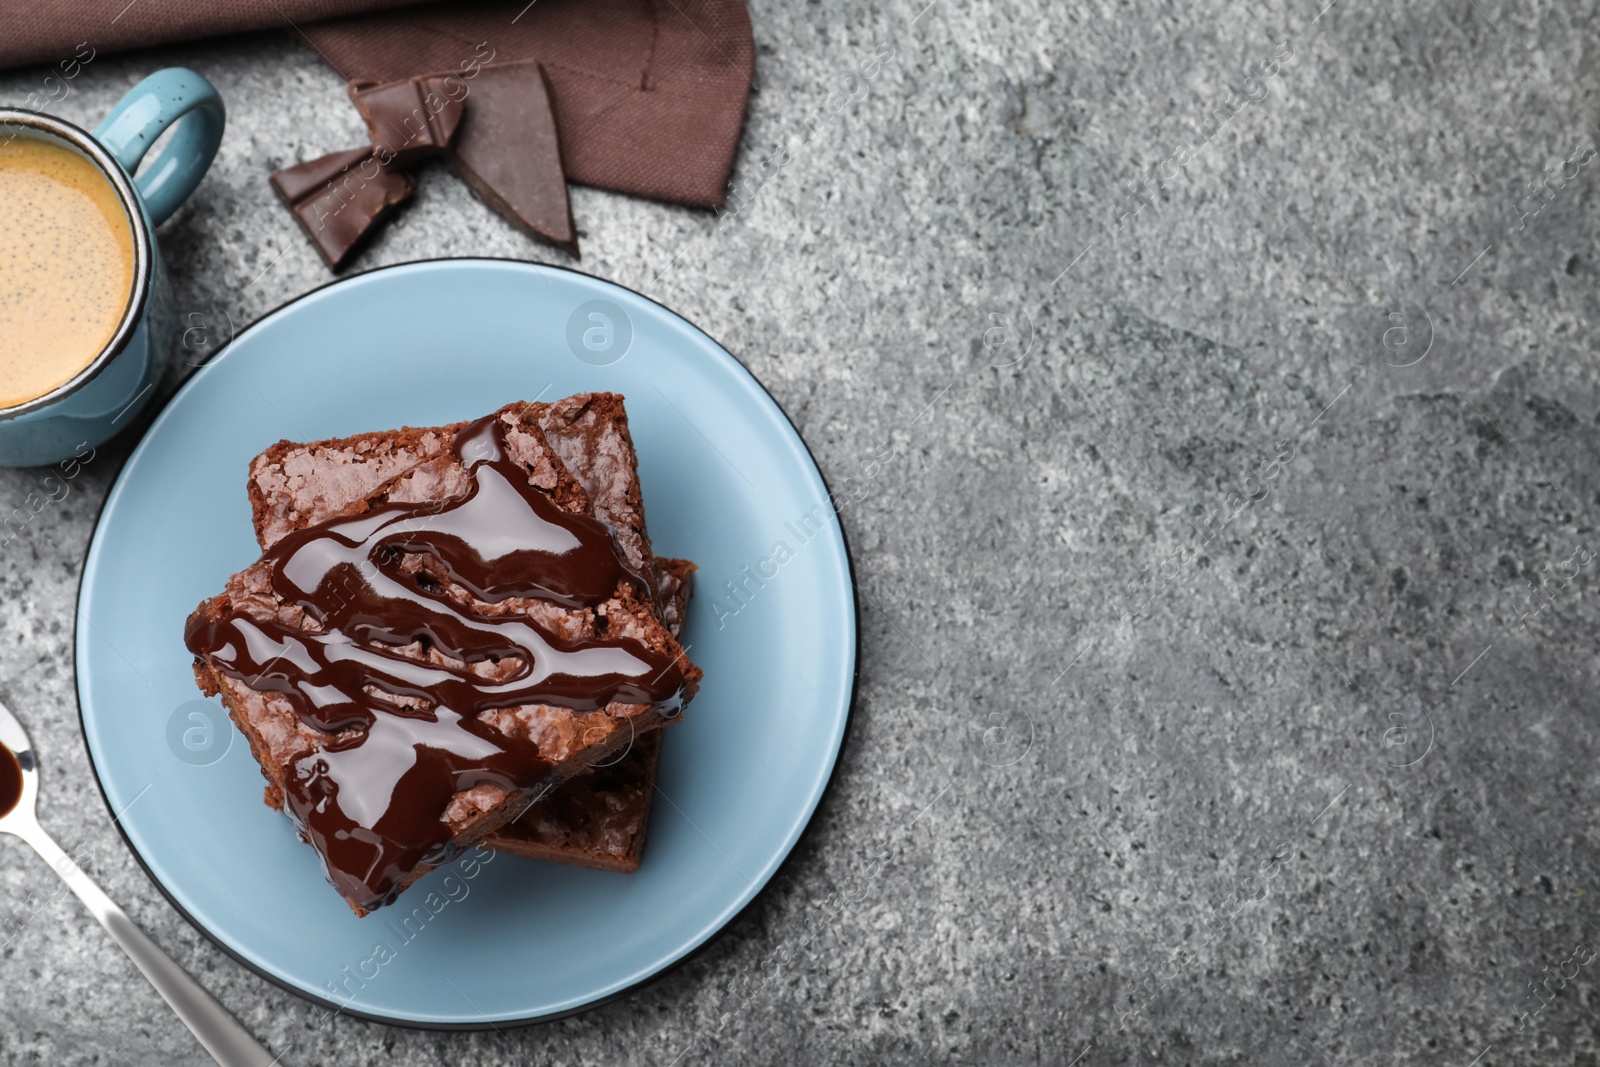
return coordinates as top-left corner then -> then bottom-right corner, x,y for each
185,400 -> 700,914
485,556 -> 693,870
241,394 -> 689,875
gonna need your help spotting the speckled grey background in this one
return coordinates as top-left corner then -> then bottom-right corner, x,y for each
3,0 -> 1600,1063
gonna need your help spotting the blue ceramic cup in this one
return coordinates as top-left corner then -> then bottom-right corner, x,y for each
0,67 -> 224,467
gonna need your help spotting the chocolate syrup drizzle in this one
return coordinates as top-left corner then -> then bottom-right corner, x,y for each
185,415 -> 685,909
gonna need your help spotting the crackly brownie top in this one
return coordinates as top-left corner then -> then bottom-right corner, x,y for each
185,410 -> 693,909
250,393 -> 656,573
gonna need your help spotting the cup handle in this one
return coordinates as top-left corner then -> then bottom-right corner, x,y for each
93,67 -> 224,227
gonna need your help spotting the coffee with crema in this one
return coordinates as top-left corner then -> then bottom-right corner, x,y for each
0,136 -> 136,409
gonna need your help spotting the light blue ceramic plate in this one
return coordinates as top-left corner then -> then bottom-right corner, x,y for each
76,260 -> 857,1028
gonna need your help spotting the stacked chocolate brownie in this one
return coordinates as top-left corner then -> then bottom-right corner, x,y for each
185,395 -> 698,913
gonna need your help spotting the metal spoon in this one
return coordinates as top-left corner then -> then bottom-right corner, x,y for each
0,695 -> 280,1067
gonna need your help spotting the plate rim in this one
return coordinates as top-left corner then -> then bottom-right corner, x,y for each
72,257 -> 861,1030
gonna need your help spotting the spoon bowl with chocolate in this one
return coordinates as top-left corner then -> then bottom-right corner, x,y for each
0,695 -> 278,1066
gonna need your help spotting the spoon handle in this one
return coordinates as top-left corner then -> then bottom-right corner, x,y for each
16,821 -> 280,1067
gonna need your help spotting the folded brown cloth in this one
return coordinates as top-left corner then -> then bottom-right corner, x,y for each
0,0 -> 430,63
2,0 -> 752,208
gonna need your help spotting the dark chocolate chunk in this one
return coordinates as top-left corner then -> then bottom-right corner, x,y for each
449,60 -> 577,257
270,149 -> 414,270
349,75 -> 466,166
270,146 -> 369,203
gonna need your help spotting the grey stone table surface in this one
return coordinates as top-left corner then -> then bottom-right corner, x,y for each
3,0 -> 1600,1063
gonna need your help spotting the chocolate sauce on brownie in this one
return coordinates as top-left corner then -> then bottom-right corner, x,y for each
184,414 -> 685,908
0,745 -> 22,819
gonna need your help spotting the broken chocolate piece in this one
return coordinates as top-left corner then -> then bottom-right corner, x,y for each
270,148 -> 414,270
349,75 -> 466,166
449,60 -> 578,257
271,147 -> 371,203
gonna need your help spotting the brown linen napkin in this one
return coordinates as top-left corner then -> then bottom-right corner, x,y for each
0,1 -> 434,69
304,1 -> 753,207
1,0 -> 752,208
